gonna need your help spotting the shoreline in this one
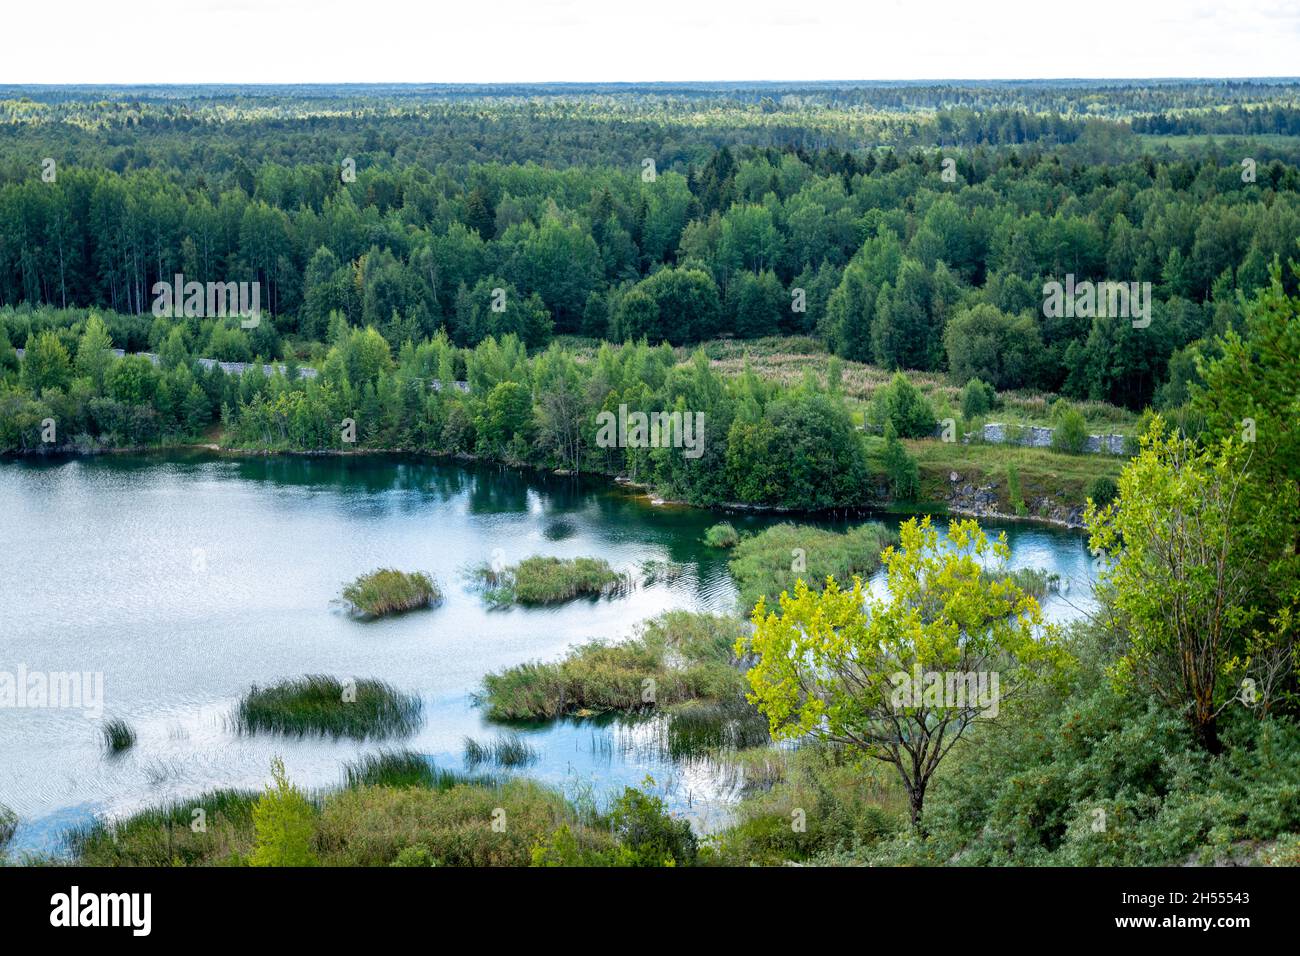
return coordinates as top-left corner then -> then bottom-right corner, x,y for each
3,441 -> 1091,532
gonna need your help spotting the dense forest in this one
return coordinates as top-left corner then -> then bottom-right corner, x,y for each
2,81 -> 1299,505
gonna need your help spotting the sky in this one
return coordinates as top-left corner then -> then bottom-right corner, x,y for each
4,0 -> 1299,84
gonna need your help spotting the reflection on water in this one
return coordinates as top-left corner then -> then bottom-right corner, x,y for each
0,451 -> 1095,853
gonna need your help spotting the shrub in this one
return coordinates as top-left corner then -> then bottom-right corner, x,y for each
340,568 -> 440,617
960,377 -> 997,420
250,758 -> 319,867
1261,834 -> 1300,867
390,843 -> 441,867
708,744 -> 904,865
1086,475 -> 1119,508
703,522 -> 740,548
843,624 -> 1300,867
235,676 -> 422,740
871,372 -> 936,438
607,786 -> 698,867
1050,402 -> 1089,455
316,779 -> 569,867
881,422 -> 920,501
1006,463 -> 1027,516
530,823 -> 623,866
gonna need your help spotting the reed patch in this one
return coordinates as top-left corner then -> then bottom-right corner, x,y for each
233,676 -> 422,740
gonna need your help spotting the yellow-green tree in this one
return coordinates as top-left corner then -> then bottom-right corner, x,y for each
739,517 -> 1063,829
1086,418 -> 1298,751
249,758 -> 318,867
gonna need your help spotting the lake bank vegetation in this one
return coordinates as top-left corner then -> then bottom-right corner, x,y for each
59,765 -> 699,868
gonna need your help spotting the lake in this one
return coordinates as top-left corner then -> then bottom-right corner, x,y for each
0,452 -> 1098,853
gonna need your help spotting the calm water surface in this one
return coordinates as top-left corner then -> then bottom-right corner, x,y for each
0,452 -> 1097,852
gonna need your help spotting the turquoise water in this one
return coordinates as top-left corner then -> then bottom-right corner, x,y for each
0,452 -> 1097,853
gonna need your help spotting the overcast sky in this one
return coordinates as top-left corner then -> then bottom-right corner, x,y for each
5,0 -> 1298,84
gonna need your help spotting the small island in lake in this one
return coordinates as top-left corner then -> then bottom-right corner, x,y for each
341,569 -> 441,618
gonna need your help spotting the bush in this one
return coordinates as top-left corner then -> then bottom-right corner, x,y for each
390,843 -> 441,867
529,823 -> 623,866
960,378 -> 997,420
703,522 -> 740,548
340,568 -> 440,617
1050,402 -> 1089,455
708,744 -> 904,865
235,676 -> 423,740
250,758 -> 319,867
1086,475 -> 1119,508
1006,463 -> 1027,516
607,787 -> 698,866
845,625 -> 1300,867
871,373 -> 935,438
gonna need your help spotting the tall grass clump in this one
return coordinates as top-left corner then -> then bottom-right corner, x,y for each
480,610 -> 749,720
102,717 -> 136,755
234,676 -> 422,740
343,750 -> 493,790
463,733 -> 538,768
475,555 -> 628,606
728,522 -> 896,614
341,568 -> 440,617
703,522 -> 740,548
